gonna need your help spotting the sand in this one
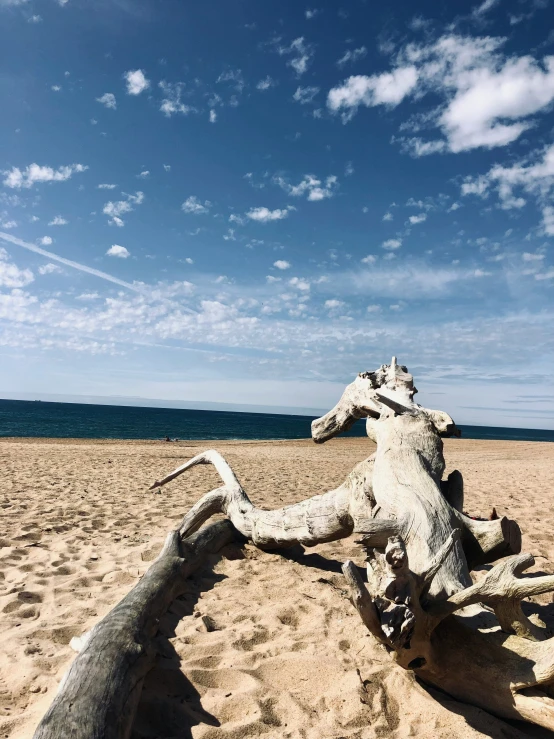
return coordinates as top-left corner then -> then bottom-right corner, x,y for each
1,436 -> 554,739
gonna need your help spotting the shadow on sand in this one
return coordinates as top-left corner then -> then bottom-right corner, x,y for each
130,542 -> 554,739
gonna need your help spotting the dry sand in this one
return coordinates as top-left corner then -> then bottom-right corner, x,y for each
1,436 -> 554,739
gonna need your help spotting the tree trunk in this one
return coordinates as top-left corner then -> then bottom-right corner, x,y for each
32,521 -> 239,739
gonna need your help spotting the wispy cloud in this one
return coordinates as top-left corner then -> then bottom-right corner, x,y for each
0,232 -> 141,291
274,173 -> 338,201
3,163 -> 88,189
256,76 -> 276,91
182,196 -> 211,215
337,46 -> 367,67
329,33 -> 554,154
159,81 -> 192,117
103,192 -> 144,227
246,206 -> 294,222
277,36 -> 314,76
96,92 -> 116,109
292,86 -> 319,104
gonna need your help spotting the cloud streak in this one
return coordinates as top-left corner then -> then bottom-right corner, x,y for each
0,232 -> 142,292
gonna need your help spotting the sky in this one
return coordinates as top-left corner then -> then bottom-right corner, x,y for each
0,0 -> 553,429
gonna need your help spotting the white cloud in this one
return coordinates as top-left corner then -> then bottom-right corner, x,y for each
543,206 -> 554,236
256,76 -> 275,91
535,268 -> 554,281
48,216 -> 68,226
217,69 -> 245,94
106,244 -> 130,258
274,260 -> 291,270
472,0 -> 499,19
325,299 -> 344,309
159,81 -> 191,117
328,67 -> 418,121
38,263 -> 62,275
3,163 -> 87,189
39,236 -> 53,246
383,211 -> 393,221
51,85 -> 62,92
96,92 -> 117,110
28,14 -> 42,22
76,292 -> 100,300
103,191 -> 144,227
124,69 -> 150,96
409,213 -> 427,224
98,183 -> 117,189
522,252 -> 545,262
382,238 -> 402,250
137,170 -> 150,179
209,109 -> 217,123
337,46 -> 367,67
329,34 -> 554,154
366,304 -> 381,312
293,86 -> 319,104
305,8 -> 319,19
361,254 -> 377,264
289,276 -> 310,290
163,164 -> 171,172
461,143 -> 554,217
182,196 -> 211,215
246,206 -> 293,222
0,220 -> 17,229
275,173 -> 338,201
278,37 -> 314,77
0,248 -> 34,288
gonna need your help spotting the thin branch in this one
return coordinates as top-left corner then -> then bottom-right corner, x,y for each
342,560 -> 388,644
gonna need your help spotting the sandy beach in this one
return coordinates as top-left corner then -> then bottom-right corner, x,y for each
1,436 -> 554,739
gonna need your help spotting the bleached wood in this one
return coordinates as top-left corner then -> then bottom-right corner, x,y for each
152,452 -> 378,548
153,358 -> 554,729
32,521 -> 238,739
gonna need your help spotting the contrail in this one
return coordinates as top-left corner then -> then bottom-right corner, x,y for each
0,231 -> 142,292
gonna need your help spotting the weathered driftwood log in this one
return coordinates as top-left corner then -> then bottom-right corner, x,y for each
33,520 -> 239,739
151,358 -> 554,729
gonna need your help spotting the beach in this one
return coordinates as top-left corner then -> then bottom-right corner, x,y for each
1,436 -> 554,739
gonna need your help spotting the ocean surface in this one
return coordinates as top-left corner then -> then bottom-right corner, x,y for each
0,399 -> 552,442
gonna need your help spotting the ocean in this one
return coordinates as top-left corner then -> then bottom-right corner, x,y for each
0,398 -> 552,442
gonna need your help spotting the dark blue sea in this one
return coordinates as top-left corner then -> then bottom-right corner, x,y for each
0,399 -> 552,442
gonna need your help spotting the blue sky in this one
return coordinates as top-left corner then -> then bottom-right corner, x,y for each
0,0 -> 553,429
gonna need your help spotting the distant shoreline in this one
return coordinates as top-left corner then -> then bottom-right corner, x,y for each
0,399 -> 552,443
0,436 -> 552,446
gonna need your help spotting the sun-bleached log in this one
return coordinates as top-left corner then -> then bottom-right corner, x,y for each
32,520 -> 239,739
152,358 -> 554,729
327,360 -> 554,729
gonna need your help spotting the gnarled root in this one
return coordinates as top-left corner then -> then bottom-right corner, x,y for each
343,532 -> 554,730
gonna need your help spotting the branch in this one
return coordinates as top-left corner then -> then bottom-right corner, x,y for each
457,512 -> 522,569
149,449 -> 243,491
342,560 -> 388,644
427,553 -> 554,637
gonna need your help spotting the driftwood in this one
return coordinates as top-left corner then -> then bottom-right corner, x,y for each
33,520 -> 239,739
152,358 -> 554,730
